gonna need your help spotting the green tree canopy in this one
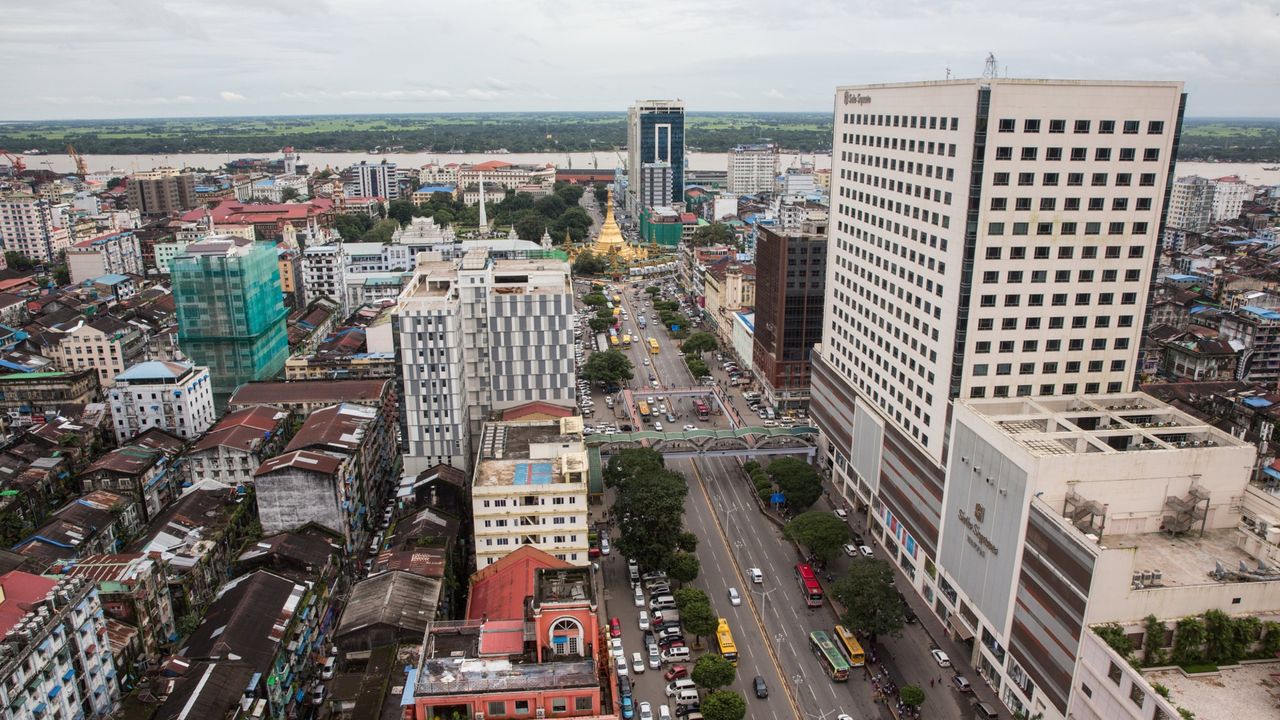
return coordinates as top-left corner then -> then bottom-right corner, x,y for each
700,690 -> 746,720
534,194 -> 568,219
681,332 -> 719,355
587,315 -> 613,334
691,654 -> 736,690
832,558 -> 905,644
900,684 -> 926,708
690,222 -> 734,248
555,183 -> 585,205
681,600 -> 718,644
676,531 -> 698,553
768,458 -> 823,510
646,286 -> 661,296
514,211 -> 547,242
665,551 -> 700,585
580,350 -> 633,384
573,251 -> 606,276
582,293 -> 608,307
106,176 -> 124,190
673,587 -> 709,614
606,449 -> 688,572
387,200 -> 416,225
593,182 -> 609,204
783,511 -> 851,565
685,357 -> 710,378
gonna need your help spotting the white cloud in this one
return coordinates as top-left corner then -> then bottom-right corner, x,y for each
3,0 -> 1278,118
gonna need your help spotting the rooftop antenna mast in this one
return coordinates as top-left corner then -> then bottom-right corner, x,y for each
982,53 -> 998,80
945,67 -> 952,80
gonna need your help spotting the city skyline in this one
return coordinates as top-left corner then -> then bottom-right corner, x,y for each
3,0 -> 1278,120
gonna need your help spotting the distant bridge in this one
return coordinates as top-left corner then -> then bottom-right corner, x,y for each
585,426 -> 818,459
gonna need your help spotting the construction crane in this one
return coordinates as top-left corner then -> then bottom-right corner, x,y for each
66,144 -> 87,176
0,149 -> 26,174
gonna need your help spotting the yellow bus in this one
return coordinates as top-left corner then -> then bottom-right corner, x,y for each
613,307 -> 621,317
622,334 -> 632,348
612,293 -> 622,305
637,401 -> 652,420
648,338 -> 660,355
715,618 -> 739,665
832,624 -> 866,667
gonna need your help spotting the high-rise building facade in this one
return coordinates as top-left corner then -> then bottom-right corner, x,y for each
752,221 -> 828,410
393,248 -> 575,474
108,360 -> 216,443
1166,175 -> 1213,231
728,143 -> 779,195
812,78 -> 1184,593
172,236 -> 289,398
0,192 -> 69,263
626,100 -> 685,215
126,167 -> 197,217
346,160 -> 399,200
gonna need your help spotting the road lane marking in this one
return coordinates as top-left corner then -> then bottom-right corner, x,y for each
689,458 -> 802,720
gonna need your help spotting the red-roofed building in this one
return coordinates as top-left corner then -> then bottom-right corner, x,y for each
466,545 -> 571,621
411,558 -> 606,720
0,572 -> 120,718
180,197 -> 334,240
185,405 -> 290,487
500,400 -> 576,422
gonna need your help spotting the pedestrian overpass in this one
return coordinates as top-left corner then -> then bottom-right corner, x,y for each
585,425 -> 818,459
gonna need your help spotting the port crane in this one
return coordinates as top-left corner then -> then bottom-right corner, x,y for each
66,145 -> 88,176
0,150 -> 26,174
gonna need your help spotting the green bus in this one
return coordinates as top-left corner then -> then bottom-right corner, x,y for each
808,630 -> 850,682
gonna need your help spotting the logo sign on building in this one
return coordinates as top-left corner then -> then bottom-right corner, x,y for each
843,92 -> 871,106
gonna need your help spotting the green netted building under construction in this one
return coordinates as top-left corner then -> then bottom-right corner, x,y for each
172,236 -> 288,399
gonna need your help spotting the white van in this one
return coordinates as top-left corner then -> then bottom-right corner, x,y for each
665,679 -> 696,697
649,594 -> 677,611
321,656 -> 336,680
633,586 -> 645,608
672,689 -> 700,706
661,646 -> 691,663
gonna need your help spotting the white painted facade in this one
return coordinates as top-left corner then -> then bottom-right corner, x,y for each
302,242 -> 348,312
727,144 -> 778,195
393,249 -> 576,474
108,360 -> 216,443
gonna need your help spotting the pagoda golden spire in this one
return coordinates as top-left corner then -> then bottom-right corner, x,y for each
592,190 -> 645,262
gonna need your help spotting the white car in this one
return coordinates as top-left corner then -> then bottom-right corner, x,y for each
634,586 -> 645,607
835,508 -> 849,520
639,702 -> 653,720
615,655 -> 629,677
643,358 -> 650,366
610,638 -> 625,659
682,424 -> 695,431
638,611 -> 650,630
859,545 -> 874,557
931,649 -> 952,667
648,645 -> 661,669
632,651 -> 646,674
728,587 -> 741,606
842,544 -> 857,557
651,380 -> 660,388
749,568 -> 764,583
654,422 -> 663,432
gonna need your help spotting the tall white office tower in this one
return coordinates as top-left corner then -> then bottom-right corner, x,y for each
812,77 -> 1184,602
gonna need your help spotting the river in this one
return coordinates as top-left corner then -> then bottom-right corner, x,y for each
24,152 -> 1280,187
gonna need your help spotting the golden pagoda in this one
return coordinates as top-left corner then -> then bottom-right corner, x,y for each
592,191 -> 645,262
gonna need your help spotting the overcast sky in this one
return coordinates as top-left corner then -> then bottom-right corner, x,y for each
4,0 -> 1278,121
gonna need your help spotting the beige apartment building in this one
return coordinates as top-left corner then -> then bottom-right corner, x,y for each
471,417 -> 590,568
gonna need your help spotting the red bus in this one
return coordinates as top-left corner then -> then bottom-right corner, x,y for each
794,563 -> 824,607
693,399 -> 710,420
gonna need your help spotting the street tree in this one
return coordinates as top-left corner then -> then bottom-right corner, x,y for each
646,286 -> 661,297
900,685 -> 926,709
587,315 -> 613,334
534,194 -> 568,219
604,448 -> 665,488
582,292 -> 608,307
685,357 -> 710,379
832,558 -> 905,645
700,690 -> 746,720
674,587 -> 710,614
681,599 -> 718,647
767,457 -> 823,510
784,511 -> 851,565
681,332 -> 719,355
666,551 -> 700,585
593,183 -> 609,204
691,654 -> 736,690
581,350 -> 633,385
387,200 -> 416,225
676,531 -> 698,553
555,183 -> 585,205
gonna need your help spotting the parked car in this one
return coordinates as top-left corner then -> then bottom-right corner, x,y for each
931,649 -> 951,667
632,652 -> 646,674
834,508 -> 849,520
638,611 -> 650,630
610,617 -> 622,638
842,543 -> 857,557
663,665 -> 688,681
616,655 -> 629,677
952,675 -> 972,692
859,545 -> 874,557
